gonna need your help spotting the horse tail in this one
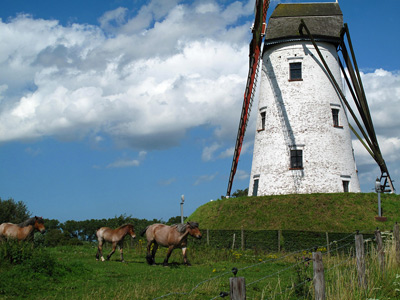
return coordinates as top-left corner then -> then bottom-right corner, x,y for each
140,226 -> 149,237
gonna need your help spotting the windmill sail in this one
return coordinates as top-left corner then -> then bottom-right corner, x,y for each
226,0 -> 270,197
299,20 -> 395,193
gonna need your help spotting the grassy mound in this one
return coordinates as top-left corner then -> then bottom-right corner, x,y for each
188,193 -> 400,232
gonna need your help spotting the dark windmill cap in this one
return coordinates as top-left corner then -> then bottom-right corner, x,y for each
264,2 -> 343,50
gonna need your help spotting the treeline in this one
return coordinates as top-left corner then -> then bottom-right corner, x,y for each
0,197 -> 184,247
42,215 -> 168,246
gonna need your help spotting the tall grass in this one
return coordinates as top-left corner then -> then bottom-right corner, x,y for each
1,234 -> 400,299
320,233 -> 400,300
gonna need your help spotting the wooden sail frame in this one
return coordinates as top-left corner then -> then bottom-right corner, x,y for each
226,0 -> 270,197
299,19 -> 395,193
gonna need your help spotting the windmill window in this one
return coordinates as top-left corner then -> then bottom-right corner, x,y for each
289,62 -> 302,81
290,149 -> 303,169
258,111 -> 266,131
343,180 -> 349,193
332,108 -> 340,127
252,179 -> 259,196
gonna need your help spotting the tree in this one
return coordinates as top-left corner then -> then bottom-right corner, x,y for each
231,188 -> 249,198
0,197 -> 30,224
44,219 -> 61,230
166,216 -> 186,225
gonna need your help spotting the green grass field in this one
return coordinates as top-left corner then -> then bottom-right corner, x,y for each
188,193 -> 400,232
0,242 -> 305,300
2,236 -> 400,300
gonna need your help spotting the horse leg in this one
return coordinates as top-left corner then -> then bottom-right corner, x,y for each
150,242 -> 158,265
107,242 -> 117,260
163,246 -> 175,267
96,240 -> 105,261
182,247 -> 191,266
146,241 -> 155,265
118,241 -> 125,263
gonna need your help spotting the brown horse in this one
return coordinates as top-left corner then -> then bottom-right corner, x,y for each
0,216 -> 46,241
95,224 -> 136,262
141,222 -> 202,266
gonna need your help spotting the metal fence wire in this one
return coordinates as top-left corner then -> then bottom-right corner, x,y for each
189,229 -> 369,254
152,229 -> 381,300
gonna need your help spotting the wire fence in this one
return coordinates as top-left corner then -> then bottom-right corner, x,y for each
188,228 -> 372,254
150,228 -> 395,299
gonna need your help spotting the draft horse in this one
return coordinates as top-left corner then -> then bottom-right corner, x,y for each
95,224 -> 136,262
0,216 -> 46,241
141,221 -> 202,266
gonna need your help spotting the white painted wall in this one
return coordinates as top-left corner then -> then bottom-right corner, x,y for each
248,41 -> 360,196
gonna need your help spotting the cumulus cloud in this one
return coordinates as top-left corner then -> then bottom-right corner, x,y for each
106,150 -> 147,168
202,139 -> 254,161
158,177 -> 177,186
0,0 -> 252,152
194,172 -> 218,186
235,169 -> 249,181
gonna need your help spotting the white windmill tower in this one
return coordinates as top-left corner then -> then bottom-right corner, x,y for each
248,2 -> 360,196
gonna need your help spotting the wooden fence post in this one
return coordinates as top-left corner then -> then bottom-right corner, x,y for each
355,233 -> 367,289
206,229 -> 209,246
325,232 -> 330,258
374,229 -> 384,272
394,223 -> 400,265
230,277 -> 246,300
278,230 -> 281,252
313,251 -> 325,300
232,233 -> 236,250
241,227 -> 244,251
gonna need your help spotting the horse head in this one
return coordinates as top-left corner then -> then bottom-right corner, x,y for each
186,222 -> 202,239
127,224 -> 136,239
34,216 -> 46,233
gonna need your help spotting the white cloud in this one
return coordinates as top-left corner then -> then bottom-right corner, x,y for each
202,143 -> 221,161
98,7 -> 128,32
0,1 -> 251,151
193,172 -> 218,186
158,177 -> 177,186
204,139 -> 254,162
107,158 -> 140,168
106,151 -> 147,168
25,146 -> 42,157
235,169 -> 249,180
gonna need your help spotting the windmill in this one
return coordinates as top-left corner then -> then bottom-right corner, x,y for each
228,2 -> 395,197
226,0 -> 270,197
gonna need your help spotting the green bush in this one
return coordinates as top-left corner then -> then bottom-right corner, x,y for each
0,244 -> 88,297
0,240 -> 34,265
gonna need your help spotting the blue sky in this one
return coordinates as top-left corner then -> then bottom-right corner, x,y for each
0,0 -> 399,222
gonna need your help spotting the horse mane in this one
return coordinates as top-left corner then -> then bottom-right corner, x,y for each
174,222 -> 199,233
118,223 -> 133,229
175,224 -> 187,233
18,217 -> 37,228
187,222 -> 199,228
